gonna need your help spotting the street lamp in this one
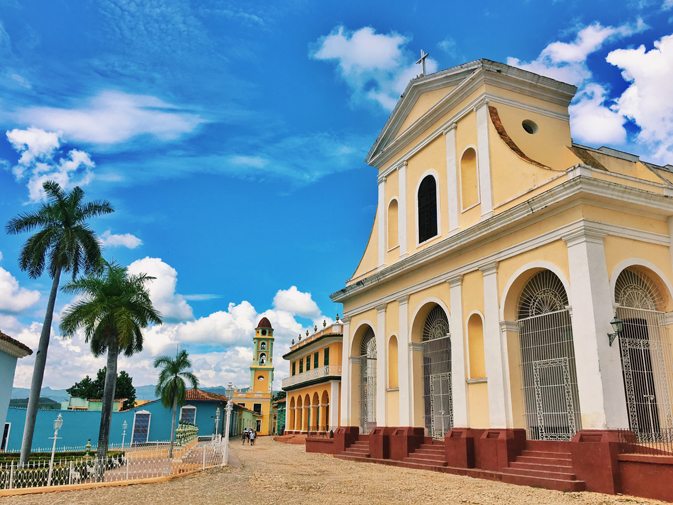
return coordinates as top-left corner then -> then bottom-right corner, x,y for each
214,408 -> 221,439
47,414 -> 63,486
608,315 -> 624,346
122,420 -> 128,450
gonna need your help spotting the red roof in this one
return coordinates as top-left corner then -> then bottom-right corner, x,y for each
185,388 -> 229,402
0,330 -> 32,356
256,317 -> 272,329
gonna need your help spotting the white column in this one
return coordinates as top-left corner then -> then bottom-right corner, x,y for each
499,321 -> 516,428
480,262 -> 508,428
376,304 -> 387,426
340,316 -> 351,426
378,177 -> 386,267
475,100 -> 493,219
563,228 -> 629,429
444,124 -> 460,234
447,274 -> 468,427
397,295 -> 412,425
330,380 -> 340,430
668,217 -> 673,272
398,162 -> 408,258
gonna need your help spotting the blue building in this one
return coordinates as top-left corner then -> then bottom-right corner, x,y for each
0,331 -> 32,451
3,388 -> 249,452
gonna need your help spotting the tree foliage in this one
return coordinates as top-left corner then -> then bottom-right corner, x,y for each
66,368 -> 137,410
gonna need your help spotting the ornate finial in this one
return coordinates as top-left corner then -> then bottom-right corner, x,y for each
314,324 -> 318,331
336,313 -> 340,322
323,320 -> 326,328
298,333 -> 301,341
292,339 -> 295,345
306,330 -> 309,336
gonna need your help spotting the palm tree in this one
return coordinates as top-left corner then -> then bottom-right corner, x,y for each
60,261 -> 162,461
6,181 -> 113,465
154,350 -> 199,458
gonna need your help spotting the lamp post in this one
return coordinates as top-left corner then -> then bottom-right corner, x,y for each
214,408 -> 221,439
122,420 -> 128,450
222,401 -> 233,466
47,414 -> 63,487
608,315 -> 624,346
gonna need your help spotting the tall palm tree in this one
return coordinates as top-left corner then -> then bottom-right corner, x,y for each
60,261 -> 162,461
6,181 -> 113,465
154,350 -> 199,458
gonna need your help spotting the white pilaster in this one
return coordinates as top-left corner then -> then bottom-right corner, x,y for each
447,274 -> 468,427
499,321 -> 516,428
444,124 -> 460,234
563,228 -> 629,429
340,317 -> 351,426
376,304 -> 387,426
668,217 -> 673,274
378,177 -> 386,267
480,262 -> 508,428
330,380 -> 340,430
397,295 -> 412,426
398,162 -> 408,258
475,100 -> 493,219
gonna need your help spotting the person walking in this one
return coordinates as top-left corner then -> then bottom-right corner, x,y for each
250,430 -> 256,446
242,430 -> 247,445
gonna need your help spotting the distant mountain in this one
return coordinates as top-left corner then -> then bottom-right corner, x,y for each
10,397 -> 61,410
12,385 -> 234,403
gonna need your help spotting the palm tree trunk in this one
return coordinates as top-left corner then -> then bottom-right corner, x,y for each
19,269 -> 61,466
97,340 -> 119,461
169,393 -> 177,459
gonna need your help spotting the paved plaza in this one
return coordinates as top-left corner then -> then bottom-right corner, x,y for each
2,437 -> 666,505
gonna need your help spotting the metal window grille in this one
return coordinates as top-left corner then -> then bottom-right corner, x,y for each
517,271 -> 581,441
422,306 -> 453,440
359,328 -> 377,435
615,268 -> 673,444
132,413 -> 151,445
418,176 -> 437,243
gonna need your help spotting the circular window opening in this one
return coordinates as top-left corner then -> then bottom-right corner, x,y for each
522,120 -> 538,134
258,375 -> 264,381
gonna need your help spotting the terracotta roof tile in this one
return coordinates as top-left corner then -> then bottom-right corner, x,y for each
0,330 -> 32,356
185,388 -> 229,402
256,317 -> 272,329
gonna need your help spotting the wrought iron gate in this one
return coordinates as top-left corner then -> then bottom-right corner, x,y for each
517,271 -> 581,441
422,306 -> 453,440
359,329 -> 377,435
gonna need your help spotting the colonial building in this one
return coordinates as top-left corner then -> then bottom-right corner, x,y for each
0,330 -> 32,452
319,58 -> 673,498
232,317 -> 275,434
282,321 -> 343,434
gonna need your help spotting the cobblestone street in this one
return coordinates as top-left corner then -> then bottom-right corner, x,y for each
2,437 -> 667,505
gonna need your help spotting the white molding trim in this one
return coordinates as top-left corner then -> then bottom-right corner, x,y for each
445,124 -> 460,233
408,342 -> 424,352
131,410 -> 151,445
409,296 -> 451,343
458,145 -> 481,212
487,93 -> 569,121
378,178 -> 386,268
476,101 -> 493,219
466,378 -> 488,384
350,319 -> 376,356
399,162 -> 408,257
609,258 -> 673,307
500,320 -> 519,333
180,405 -> 197,425
0,340 -> 31,359
415,169 -> 442,247
499,261 -> 572,320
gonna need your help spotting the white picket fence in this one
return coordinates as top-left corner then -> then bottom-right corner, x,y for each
0,438 -> 226,491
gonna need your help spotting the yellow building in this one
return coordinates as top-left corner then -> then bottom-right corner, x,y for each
329,58 -> 673,468
282,321 -> 343,434
232,317 -> 275,435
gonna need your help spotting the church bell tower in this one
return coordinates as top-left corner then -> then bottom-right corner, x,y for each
251,317 -> 274,393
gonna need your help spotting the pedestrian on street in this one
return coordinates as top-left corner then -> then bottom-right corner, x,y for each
250,430 -> 256,446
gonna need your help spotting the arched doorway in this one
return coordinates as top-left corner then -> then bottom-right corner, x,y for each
422,305 -> 453,439
615,267 -> 673,441
517,270 -> 581,441
360,328 -> 377,434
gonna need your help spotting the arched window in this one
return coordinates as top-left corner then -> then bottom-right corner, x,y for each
460,148 -> 479,210
388,199 -> 399,249
259,353 -> 267,365
260,342 -> 267,350
360,328 -> 377,434
467,313 -> 485,379
388,335 -> 399,388
418,175 -> 438,243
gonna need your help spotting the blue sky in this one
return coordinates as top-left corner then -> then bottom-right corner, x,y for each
1,0 -> 672,391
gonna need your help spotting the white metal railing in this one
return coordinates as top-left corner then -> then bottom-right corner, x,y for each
0,439 -> 226,491
282,365 -> 342,389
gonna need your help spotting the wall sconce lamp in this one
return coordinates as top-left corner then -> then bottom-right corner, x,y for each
608,315 -> 623,346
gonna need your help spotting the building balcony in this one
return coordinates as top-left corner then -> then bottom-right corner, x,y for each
281,365 -> 342,390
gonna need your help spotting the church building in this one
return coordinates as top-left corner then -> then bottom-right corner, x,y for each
316,58 -> 673,499
232,317 -> 275,434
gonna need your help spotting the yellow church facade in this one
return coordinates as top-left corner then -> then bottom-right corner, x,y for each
282,322 -> 343,434
328,58 -> 673,471
232,317 -> 275,435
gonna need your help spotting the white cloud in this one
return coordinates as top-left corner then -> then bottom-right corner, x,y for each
100,230 -> 143,249
15,91 -> 204,145
569,83 -> 627,145
507,21 -> 647,87
311,26 -> 438,111
273,286 -> 321,319
0,266 -> 41,313
6,128 -> 96,203
127,257 -> 193,322
607,33 -> 673,163
437,37 -> 457,57
664,0 -> 673,10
